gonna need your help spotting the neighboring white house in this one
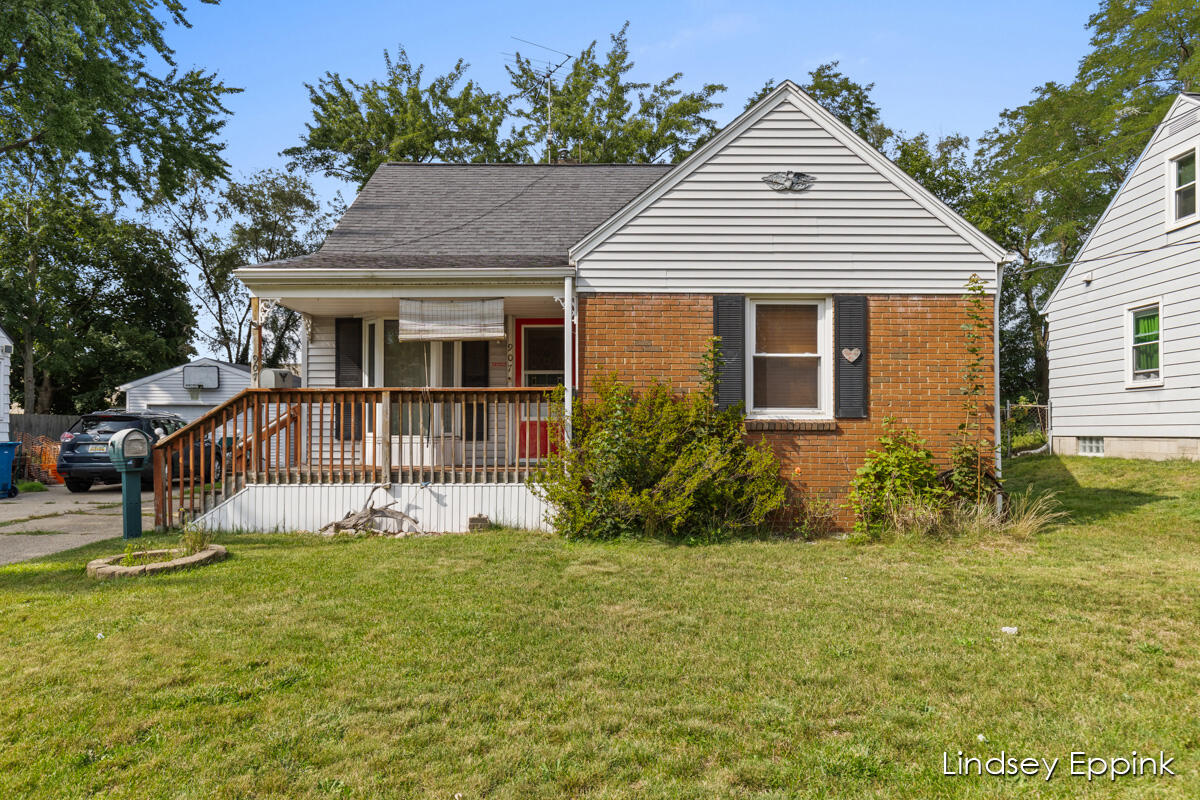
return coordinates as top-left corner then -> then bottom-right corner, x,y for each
0,324 -> 11,442
117,358 -> 252,422
1044,92 -> 1200,460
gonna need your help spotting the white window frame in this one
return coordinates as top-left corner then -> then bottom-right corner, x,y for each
1124,298 -> 1164,389
1078,436 -> 1104,457
1166,145 -> 1199,231
745,297 -> 833,419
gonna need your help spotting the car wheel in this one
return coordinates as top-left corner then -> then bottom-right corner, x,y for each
65,479 -> 92,493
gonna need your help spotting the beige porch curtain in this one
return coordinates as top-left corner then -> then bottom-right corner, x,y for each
395,299 -> 505,341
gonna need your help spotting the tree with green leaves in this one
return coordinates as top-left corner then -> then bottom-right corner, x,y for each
507,23 -> 726,163
284,48 -> 522,188
0,0 -> 237,201
157,169 -> 337,366
0,179 -> 195,413
976,0 -> 1200,400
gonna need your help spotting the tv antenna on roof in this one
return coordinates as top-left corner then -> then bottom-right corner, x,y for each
507,36 -> 573,163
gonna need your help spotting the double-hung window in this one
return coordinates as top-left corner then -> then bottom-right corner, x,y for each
1128,302 -> 1162,386
748,299 -> 829,416
1169,148 -> 1197,228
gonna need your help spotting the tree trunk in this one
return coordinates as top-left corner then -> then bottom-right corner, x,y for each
21,321 -> 34,413
35,369 -> 53,414
1022,283 -> 1050,400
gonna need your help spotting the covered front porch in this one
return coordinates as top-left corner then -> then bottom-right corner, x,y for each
153,277 -> 578,532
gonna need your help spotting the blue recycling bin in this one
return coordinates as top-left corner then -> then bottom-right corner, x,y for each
0,442 -> 19,499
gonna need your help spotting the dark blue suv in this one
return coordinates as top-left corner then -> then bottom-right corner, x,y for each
57,410 -> 213,493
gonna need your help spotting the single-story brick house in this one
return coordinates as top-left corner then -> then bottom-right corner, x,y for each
154,80 -> 1006,532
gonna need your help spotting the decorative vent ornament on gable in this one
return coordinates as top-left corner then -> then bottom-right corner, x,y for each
762,171 -> 816,192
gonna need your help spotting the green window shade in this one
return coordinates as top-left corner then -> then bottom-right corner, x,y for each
1133,310 -> 1159,343
1132,308 -> 1160,378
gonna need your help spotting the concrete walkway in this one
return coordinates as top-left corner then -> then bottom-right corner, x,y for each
0,483 -> 154,566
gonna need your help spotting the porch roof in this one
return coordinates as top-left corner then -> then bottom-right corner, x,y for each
247,163 -> 673,272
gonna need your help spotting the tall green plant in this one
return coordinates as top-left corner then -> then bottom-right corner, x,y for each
948,274 -> 995,503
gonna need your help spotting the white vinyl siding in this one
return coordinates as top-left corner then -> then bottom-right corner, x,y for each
575,97 -> 998,294
123,361 -> 251,423
192,483 -> 548,533
1046,96 -> 1200,438
307,316 -> 338,387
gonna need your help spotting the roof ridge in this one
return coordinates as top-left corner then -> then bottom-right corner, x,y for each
379,162 -> 673,168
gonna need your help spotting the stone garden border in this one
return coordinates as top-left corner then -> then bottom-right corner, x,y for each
86,544 -> 227,580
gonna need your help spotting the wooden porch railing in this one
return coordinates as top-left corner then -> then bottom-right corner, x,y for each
153,387 -> 556,528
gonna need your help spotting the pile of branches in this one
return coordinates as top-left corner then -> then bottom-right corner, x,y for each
319,492 -> 424,537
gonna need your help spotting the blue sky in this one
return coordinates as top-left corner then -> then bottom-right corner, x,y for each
168,0 -> 1101,207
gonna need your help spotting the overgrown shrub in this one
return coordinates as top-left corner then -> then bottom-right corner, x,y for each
846,417 -> 946,536
530,342 -> 787,541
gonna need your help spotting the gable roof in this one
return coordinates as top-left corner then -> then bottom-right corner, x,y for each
1042,93 -> 1200,314
250,163 -> 671,271
117,358 -> 252,392
569,80 -> 1008,265
0,324 -> 10,348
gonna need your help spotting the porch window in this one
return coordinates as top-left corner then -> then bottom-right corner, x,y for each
748,300 -> 828,415
1129,303 -> 1161,385
383,322 -> 432,434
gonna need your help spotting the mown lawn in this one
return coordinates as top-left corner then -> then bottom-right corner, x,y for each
1,455 -> 1198,798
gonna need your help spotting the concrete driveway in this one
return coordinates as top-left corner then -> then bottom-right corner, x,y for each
0,483 -> 154,565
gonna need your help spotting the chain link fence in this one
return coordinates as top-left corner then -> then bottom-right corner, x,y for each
1002,402 -> 1049,458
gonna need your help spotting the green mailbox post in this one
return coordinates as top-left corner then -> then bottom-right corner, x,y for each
107,428 -> 150,540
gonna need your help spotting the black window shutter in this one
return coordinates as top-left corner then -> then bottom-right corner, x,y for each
334,318 -> 363,387
334,318 -> 363,439
834,295 -> 868,418
712,295 -> 746,410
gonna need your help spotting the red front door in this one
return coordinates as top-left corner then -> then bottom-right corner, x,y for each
514,319 -> 564,459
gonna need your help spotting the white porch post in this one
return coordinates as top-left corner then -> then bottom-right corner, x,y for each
250,296 -> 261,388
563,275 -> 575,443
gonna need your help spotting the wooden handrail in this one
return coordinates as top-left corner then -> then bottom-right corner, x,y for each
153,386 -> 557,529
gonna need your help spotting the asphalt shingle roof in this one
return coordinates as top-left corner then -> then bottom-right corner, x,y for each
255,163 -> 672,270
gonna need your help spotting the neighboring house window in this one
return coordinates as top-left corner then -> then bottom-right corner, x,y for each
748,299 -> 829,415
1129,302 -> 1161,385
1078,437 -> 1104,456
1169,148 -> 1197,227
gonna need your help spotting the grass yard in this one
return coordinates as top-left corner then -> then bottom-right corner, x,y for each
1,455 -> 1198,798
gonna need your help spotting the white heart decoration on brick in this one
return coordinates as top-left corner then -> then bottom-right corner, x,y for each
842,347 -> 862,363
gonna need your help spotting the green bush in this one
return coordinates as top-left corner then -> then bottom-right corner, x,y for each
16,480 -> 46,493
1010,429 -> 1046,453
530,345 -> 787,542
847,418 -> 946,536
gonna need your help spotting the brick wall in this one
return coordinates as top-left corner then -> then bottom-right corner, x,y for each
577,293 -> 714,393
577,292 -> 996,530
